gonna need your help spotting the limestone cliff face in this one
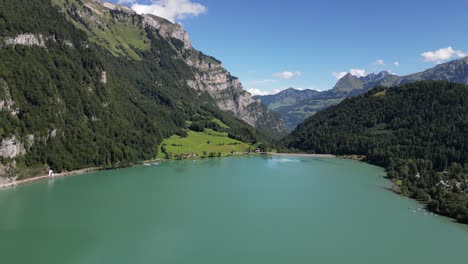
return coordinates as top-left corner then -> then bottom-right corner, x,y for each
0,80 -> 16,114
186,59 -> 267,127
0,80 -> 52,162
0,136 -> 26,159
5,34 -> 47,47
183,46 -> 285,133
0,80 -> 25,160
1,33 -> 76,49
142,15 -> 192,50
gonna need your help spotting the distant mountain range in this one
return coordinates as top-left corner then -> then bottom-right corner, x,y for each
255,57 -> 468,130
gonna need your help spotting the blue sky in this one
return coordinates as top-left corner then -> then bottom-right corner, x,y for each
111,0 -> 468,95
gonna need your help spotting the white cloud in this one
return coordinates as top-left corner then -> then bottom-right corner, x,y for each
421,47 -> 466,63
118,0 -> 136,4
131,0 -> 207,22
373,59 -> 385,66
350,68 -> 366,77
272,71 -> 301,79
247,88 -> 281,96
332,72 -> 347,80
332,68 -> 366,80
393,61 -> 400,67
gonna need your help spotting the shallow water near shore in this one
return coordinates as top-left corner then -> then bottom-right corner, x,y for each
1,156 -> 467,263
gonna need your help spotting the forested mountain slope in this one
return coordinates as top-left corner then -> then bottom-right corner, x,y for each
0,0 -> 284,178
285,81 -> 468,223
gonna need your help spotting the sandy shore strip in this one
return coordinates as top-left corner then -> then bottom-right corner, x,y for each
271,153 -> 336,158
0,167 -> 101,189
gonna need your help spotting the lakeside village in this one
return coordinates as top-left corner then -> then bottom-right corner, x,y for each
414,172 -> 468,194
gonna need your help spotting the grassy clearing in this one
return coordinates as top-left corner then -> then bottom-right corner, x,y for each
212,118 -> 230,129
157,129 -> 252,158
373,90 -> 387,97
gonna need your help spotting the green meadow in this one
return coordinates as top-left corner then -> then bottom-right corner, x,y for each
157,129 -> 256,159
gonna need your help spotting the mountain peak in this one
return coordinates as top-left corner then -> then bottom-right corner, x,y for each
284,87 -> 298,92
377,70 -> 390,77
343,72 -> 355,78
333,73 -> 364,93
360,73 -> 376,82
374,70 -> 391,81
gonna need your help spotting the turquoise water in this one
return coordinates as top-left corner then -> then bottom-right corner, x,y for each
1,156 -> 467,263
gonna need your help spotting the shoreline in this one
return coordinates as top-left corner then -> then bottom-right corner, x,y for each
271,153 -> 336,158
0,167 -> 101,190
0,153 -> 335,189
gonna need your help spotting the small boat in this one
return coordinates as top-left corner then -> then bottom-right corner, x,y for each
152,162 -> 160,166
143,163 -> 151,167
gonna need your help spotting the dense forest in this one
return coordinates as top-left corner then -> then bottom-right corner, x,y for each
0,0 -> 265,177
285,81 -> 468,224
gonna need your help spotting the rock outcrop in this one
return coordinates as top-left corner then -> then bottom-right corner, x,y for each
5,34 -> 47,47
0,79 -> 17,115
142,15 -> 192,50
0,136 -> 26,159
187,66 -> 259,127
100,71 -> 107,84
183,53 -> 285,132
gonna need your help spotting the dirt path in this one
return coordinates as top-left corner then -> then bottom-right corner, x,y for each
0,167 -> 101,189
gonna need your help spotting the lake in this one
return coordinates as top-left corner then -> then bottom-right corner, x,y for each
1,156 -> 467,263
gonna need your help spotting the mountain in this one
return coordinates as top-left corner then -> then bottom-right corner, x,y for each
0,0 -> 285,178
253,88 -> 321,129
331,73 -> 365,93
333,71 -> 401,96
397,57 -> 468,85
255,71 -> 400,130
253,88 -> 320,109
256,58 -> 468,130
284,80 -> 468,224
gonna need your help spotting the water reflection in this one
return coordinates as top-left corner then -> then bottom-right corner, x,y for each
47,178 -> 55,190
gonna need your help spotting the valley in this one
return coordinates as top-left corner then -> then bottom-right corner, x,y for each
0,0 -> 468,262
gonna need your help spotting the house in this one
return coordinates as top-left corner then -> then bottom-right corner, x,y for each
437,180 -> 450,188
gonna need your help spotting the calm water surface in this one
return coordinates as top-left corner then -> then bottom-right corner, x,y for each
1,156 -> 467,263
